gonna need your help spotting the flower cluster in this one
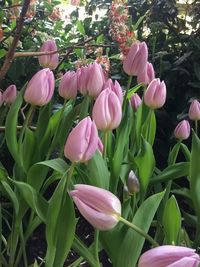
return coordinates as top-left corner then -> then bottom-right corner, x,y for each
109,0 -> 136,56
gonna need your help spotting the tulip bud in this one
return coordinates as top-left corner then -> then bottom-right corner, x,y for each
174,120 -> 190,140
103,79 -> 123,105
189,99 -> 200,121
58,71 -> 78,100
77,62 -> 105,98
39,39 -> 59,70
69,184 -> 121,230
130,93 -> 142,111
127,170 -> 140,193
64,116 -> 98,163
144,78 -> 166,109
137,62 -> 155,85
92,89 -> 122,131
2,84 -> 17,104
123,42 -> 148,76
24,68 -> 55,106
138,245 -> 200,267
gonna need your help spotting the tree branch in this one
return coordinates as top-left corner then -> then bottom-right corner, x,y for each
0,0 -> 31,86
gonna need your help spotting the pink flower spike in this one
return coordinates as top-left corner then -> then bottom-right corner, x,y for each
69,184 -> 121,230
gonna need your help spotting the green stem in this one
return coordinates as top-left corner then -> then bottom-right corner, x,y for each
195,120 -> 198,135
94,230 -> 100,267
119,216 -> 159,247
66,163 -> 76,189
18,105 -> 34,145
8,222 -> 20,267
123,76 -> 132,112
19,224 -> 28,267
103,131 -> 108,160
45,99 -> 67,160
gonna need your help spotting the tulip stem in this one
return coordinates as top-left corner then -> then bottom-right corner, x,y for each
46,99 -> 67,160
123,75 -> 132,111
66,163 -> 76,189
94,230 -> 101,267
119,216 -> 159,247
195,120 -> 198,135
103,131 -> 108,159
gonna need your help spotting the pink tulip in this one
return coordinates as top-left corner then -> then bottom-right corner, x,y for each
92,89 -> 122,131
174,120 -> 190,140
130,93 -> 142,111
189,99 -> 200,121
77,62 -> 105,98
24,68 -> 55,106
103,79 -> 123,105
137,62 -> 155,85
138,245 -> 200,267
123,42 -> 148,76
71,0 -> 80,5
64,116 -> 98,163
69,184 -> 121,230
39,39 -> 59,70
144,78 -> 166,109
58,71 -> 78,100
2,84 -> 17,104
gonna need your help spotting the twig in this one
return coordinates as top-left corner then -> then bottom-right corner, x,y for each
0,0 -> 31,86
0,125 -> 36,131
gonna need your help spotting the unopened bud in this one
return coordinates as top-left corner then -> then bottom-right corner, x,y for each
127,170 -> 140,193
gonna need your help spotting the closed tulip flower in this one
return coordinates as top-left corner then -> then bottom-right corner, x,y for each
77,62 -> 105,98
2,84 -> 17,104
189,99 -> 200,121
174,120 -> 190,140
137,62 -> 155,85
127,170 -> 140,193
58,71 -> 78,100
64,116 -> 98,163
92,89 -> 122,131
69,184 -> 121,230
39,39 -> 59,70
138,245 -> 200,267
144,78 -> 166,109
130,93 -> 142,111
123,42 -> 148,76
24,68 -> 55,106
103,79 -> 123,105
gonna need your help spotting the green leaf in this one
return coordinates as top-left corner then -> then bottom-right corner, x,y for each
1,181 -> 19,216
189,132 -> 200,230
168,142 -> 181,165
86,151 -> 110,189
5,88 -> 24,165
134,138 -> 155,195
27,159 -> 68,191
111,104 -> 133,191
162,195 -> 181,244
45,176 -> 76,267
142,110 -> 156,146
76,20 -> 85,35
22,128 -> 38,172
0,49 -> 6,59
150,162 -> 189,185
132,15 -> 146,31
72,236 -> 98,267
127,84 -> 143,99
13,181 -> 48,222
